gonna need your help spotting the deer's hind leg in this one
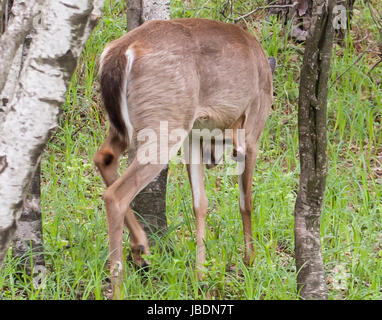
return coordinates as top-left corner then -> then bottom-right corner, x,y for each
94,127 -> 158,296
93,127 -> 156,271
103,154 -> 166,297
238,97 -> 271,266
102,123 -> 190,297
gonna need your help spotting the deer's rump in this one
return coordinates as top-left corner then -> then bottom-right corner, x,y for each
99,18 -> 273,144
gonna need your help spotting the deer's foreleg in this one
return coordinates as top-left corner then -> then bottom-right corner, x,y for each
238,145 -> 258,266
186,140 -> 208,280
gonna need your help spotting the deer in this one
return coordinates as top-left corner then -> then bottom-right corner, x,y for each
94,18 -> 274,298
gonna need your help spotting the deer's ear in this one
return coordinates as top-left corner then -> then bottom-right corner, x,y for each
268,57 -> 276,76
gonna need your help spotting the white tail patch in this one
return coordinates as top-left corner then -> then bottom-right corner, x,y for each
99,46 -> 111,75
121,49 -> 135,143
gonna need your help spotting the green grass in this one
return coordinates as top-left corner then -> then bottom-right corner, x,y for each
0,0 -> 381,299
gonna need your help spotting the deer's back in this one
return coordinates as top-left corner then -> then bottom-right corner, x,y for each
103,19 -> 272,133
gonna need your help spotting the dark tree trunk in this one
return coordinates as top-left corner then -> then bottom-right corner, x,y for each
125,0 -> 170,239
131,165 -> 169,237
294,0 -> 335,299
126,0 -> 142,31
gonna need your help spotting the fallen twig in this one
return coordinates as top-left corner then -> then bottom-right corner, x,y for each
367,57 -> 382,76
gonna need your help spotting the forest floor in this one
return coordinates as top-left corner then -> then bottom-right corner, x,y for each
0,0 -> 381,299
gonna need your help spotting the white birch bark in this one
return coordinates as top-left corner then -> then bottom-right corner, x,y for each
0,0 -> 44,93
0,0 -> 104,267
0,45 -> 23,116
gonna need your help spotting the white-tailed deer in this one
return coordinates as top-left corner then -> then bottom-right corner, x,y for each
94,18 -> 274,297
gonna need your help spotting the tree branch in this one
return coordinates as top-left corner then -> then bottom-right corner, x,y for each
367,57 -> 382,76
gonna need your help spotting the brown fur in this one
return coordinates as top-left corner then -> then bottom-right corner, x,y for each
95,18 -> 273,298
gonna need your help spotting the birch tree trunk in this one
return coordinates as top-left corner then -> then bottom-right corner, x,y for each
0,0 -> 104,267
0,1 -> 47,270
294,0 -> 335,300
126,0 -> 170,239
12,160 -> 45,272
